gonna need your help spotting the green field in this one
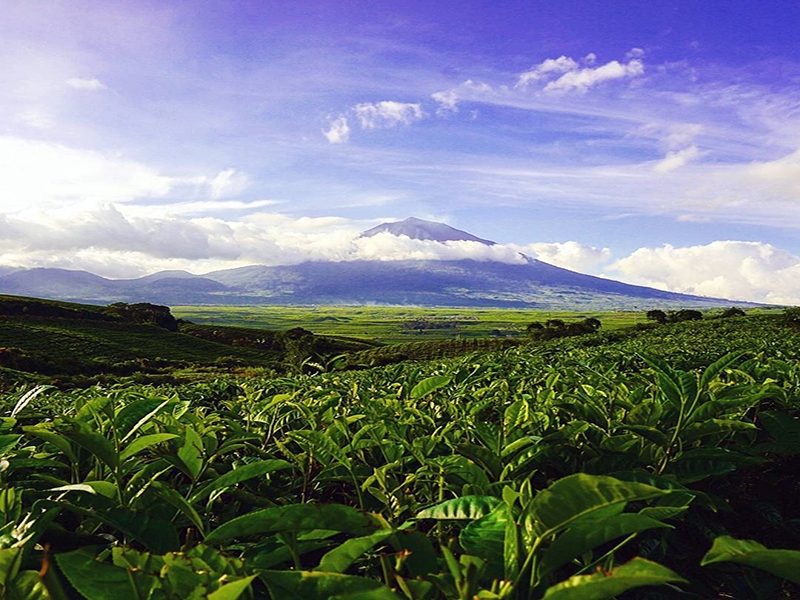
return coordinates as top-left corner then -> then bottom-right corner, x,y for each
172,305 -> 654,343
0,311 -> 798,599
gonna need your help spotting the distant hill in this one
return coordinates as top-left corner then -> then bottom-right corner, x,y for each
0,295 -> 377,386
0,218 -> 758,309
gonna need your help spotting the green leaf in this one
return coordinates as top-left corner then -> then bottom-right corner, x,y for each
119,433 -> 178,461
759,411 -> 800,454
6,570 -> 52,600
317,530 -> 392,573
22,428 -> 77,463
207,576 -> 257,600
116,398 -> 172,442
0,434 -> 22,456
681,419 -> 757,441
393,530 -> 438,577
701,536 -> 800,584
626,401 -> 662,426
529,474 -> 665,537
66,430 -> 118,471
409,376 -> 451,400
459,505 -> 508,567
190,459 -> 292,503
456,443 -> 502,479
205,504 -> 377,544
151,481 -> 205,535
56,549 -> 138,600
177,426 -> 204,480
287,431 -> 348,467
0,548 -> 23,588
416,495 -> 501,520
540,514 -> 672,576
700,351 -> 744,390
543,557 -> 686,600
620,426 -> 669,447
259,570 -> 399,600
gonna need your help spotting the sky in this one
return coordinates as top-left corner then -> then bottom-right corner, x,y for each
1,0 -> 800,303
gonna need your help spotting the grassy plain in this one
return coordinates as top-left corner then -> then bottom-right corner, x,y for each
171,305 -> 654,343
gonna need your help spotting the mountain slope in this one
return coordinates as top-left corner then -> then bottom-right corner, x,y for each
203,259 -> 740,309
360,217 -> 495,245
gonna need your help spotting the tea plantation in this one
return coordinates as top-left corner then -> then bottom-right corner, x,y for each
0,309 -> 798,599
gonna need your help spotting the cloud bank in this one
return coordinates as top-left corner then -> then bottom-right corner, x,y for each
608,241 -> 800,304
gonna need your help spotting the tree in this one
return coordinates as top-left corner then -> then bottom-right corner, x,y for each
671,309 -> 703,322
526,322 -> 544,333
646,309 -> 667,324
721,307 -> 746,318
584,317 -> 602,332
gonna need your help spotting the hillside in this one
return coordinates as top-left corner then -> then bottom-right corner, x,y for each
0,295 -> 377,386
0,218 -> 759,309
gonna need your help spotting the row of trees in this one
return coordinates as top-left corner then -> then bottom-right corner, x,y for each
646,307 -> 747,324
526,317 -> 602,340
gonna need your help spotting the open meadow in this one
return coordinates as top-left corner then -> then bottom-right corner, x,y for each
172,305 -> 657,344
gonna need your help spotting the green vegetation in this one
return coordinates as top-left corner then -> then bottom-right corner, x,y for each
0,309 -> 798,598
171,305 -> 659,344
0,296 -> 377,388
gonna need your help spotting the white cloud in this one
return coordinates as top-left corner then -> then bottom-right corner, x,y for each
431,89 -> 459,114
323,116 -> 350,143
515,55 -> 580,88
544,59 -> 644,93
431,80 -> 492,114
517,56 -> 579,88
654,145 -> 702,173
66,77 -> 107,91
746,148 -> 800,197
515,52 -> 644,93
16,109 -> 55,129
0,136 -> 175,212
608,241 -> 800,304
514,241 -> 611,272
208,168 -> 250,199
353,101 -> 424,129
0,205 -> 531,277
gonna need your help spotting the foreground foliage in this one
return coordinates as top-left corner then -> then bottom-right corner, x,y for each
0,314 -> 798,598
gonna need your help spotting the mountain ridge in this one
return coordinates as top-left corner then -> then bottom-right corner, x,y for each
0,218 -> 759,309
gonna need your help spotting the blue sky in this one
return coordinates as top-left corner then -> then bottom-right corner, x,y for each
1,0 -> 799,302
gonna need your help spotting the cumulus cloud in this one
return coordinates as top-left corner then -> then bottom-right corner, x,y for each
654,145 -> 702,173
516,52 -> 644,92
353,101 -> 424,129
431,80 -> 492,114
517,56 -> 579,88
520,241 -> 612,273
323,116 -> 350,143
608,241 -> 800,304
66,77 -> 107,91
544,59 -> 644,93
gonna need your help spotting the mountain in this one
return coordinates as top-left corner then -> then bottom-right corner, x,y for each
0,219 -> 757,309
361,217 -> 496,245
